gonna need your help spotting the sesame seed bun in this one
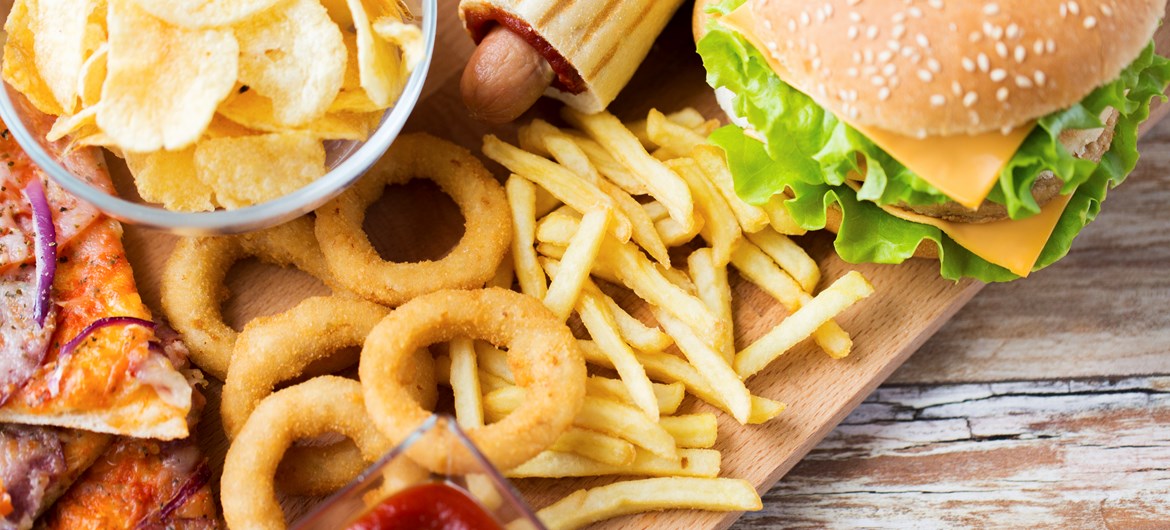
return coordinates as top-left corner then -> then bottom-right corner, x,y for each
696,0 -> 1164,137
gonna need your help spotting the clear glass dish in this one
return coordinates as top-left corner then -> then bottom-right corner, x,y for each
0,0 -> 436,235
293,415 -> 545,530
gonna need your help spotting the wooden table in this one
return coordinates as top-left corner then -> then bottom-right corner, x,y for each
734,117 -> 1170,528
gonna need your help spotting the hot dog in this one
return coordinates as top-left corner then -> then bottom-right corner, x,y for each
461,26 -> 553,124
459,0 -> 687,121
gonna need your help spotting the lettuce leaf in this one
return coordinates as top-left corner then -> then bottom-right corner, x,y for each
699,0 -> 1170,281
697,0 -> 1170,220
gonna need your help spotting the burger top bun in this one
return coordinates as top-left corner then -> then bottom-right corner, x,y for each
695,0 -> 1164,137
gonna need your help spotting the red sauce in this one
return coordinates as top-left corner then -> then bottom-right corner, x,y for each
346,482 -> 503,530
463,6 -> 587,95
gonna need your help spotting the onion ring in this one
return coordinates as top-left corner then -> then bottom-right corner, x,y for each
221,296 -> 437,496
314,133 -> 511,306
160,216 -> 339,380
360,288 -> 586,474
221,376 -> 390,530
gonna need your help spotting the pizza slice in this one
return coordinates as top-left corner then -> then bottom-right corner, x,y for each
0,96 -> 193,439
0,427 -> 111,530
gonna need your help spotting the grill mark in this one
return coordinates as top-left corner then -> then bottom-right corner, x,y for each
537,0 -> 574,28
588,0 -> 657,79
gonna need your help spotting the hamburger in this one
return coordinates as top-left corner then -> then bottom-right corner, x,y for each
695,0 -> 1170,281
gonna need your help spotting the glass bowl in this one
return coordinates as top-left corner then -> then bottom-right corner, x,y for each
293,415 -> 545,530
0,0 -> 436,236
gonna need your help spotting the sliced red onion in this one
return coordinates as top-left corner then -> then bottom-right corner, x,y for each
135,460 -> 211,529
22,178 -> 56,328
47,317 -> 155,396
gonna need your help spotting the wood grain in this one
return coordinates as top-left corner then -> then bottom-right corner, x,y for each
738,376 -> 1170,528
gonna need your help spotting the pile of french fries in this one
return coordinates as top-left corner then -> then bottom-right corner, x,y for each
439,108 -> 874,529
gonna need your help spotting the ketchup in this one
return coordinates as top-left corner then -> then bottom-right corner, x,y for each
345,482 -> 503,530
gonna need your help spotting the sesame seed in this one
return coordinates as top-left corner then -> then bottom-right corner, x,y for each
916,34 -> 930,48
888,40 -> 901,51
1014,45 -> 1026,63
929,0 -> 944,8
963,91 -> 979,107
909,6 -> 923,17
930,94 -> 946,106
1001,125 -> 1015,135
882,63 -> 897,76
977,53 -> 990,72
871,75 -> 885,86
1033,39 -> 1045,54
1069,1 -> 1080,15
1046,39 -> 1056,53
879,87 -> 891,100
788,19 -> 798,31
1084,15 -> 1097,28
962,57 -> 976,71
1059,3 -> 1067,17
764,19 -> 774,31
983,3 -> 999,15
996,41 -> 1008,58
1034,70 -> 1047,86
892,12 -> 906,23
952,80 -> 963,95
1006,23 -> 1020,39
892,24 -> 906,38
970,31 -> 983,43
918,69 -> 933,82
878,50 -> 893,63
800,11 -> 810,25
849,11 -> 862,22
867,25 -> 879,39
996,87 -> 1009,101
852,51 -> 862,63
847,67 -> 859,77
1016,75 -> 1033,88
812,57 -> 822,69
824,3 -> 834,17
990,68 -> 1007,82
927,58 -> 941,73
1101,5 -> 1113,16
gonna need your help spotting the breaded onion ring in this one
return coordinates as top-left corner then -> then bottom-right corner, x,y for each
221,377 -> 390,530
160,216 -> 339,380
314,133 -> 511,306
360,288 -> 586,474
221,296 -> 436,496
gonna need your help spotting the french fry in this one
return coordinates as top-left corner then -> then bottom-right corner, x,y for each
542,209 -> 612,321
532,478 -> 761,530
747,229 -> 820,293
643,200 -> 669,222
508,449 -> 721,480
586,376 -> 685,416
654,310 -> 751,424
485,135 -> 632,242
488,250 -> 514,289
735,271 -> 874,378
478,370 -> 513,393
598,295 -> 674,353
505,175 -> 548,299
762,194 -> 807,235
655,213 -> 704,247
688,249 -> 735,362
659,414 -> 719,449
449,338 -> 484,429
566,135 -> 650,196
474,342 -> 514,383
534,187 -> 563,218
484,389 -> 677,460
691,145 -> 771,234
535,209 -> 580,246
666,157 -> 741,266
658,262 -> 698,295
571,276 -> 661,420
731,240 -> 853,358
647,108 -> 708,160
580,340 -> 786,424
550,428 -> 637,467
562,108 -> 695,233
524,120 -> 670,265
628,107 -> 708,148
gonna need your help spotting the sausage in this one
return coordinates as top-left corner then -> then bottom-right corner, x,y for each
460,26 -> 554,124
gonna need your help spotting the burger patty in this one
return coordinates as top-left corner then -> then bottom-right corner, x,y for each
896,109 -> 1118,223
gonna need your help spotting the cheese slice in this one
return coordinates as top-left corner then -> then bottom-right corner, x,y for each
720,4 -> 1035,209
846,181 -> 1072,277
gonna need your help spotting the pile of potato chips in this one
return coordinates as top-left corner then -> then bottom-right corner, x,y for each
2,0 -> 423,211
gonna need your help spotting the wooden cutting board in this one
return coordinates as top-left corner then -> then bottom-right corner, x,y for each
119,2 -> 1170,529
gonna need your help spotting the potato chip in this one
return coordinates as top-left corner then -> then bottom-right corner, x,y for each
218,90 -> 375,141
340,32 -> 361,90
2,0 -> 63,115
193,132 -> 325,209
125,147 -> 216,212
128,0 -> 283,29
47,106 -> 98,142
99,0 -> 238,152
346,0 -> 405,106
31,0 -> 95,113
235,0 -> 346,126
328,89 -> 381,113
204,114 -> 259,138
372,17 -> 424,72
76,43 -> 107,108
321,0 -> 354,30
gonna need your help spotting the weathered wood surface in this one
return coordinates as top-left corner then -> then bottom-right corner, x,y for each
742,376 -> 1170,529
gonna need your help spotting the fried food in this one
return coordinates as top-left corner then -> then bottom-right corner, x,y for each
222,377 -> 389,530
315,133 -> 511,306
160,216 -> 336,380
360,288 -> 586,474
533,478 -> 761,530
508,448 -> 720,479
